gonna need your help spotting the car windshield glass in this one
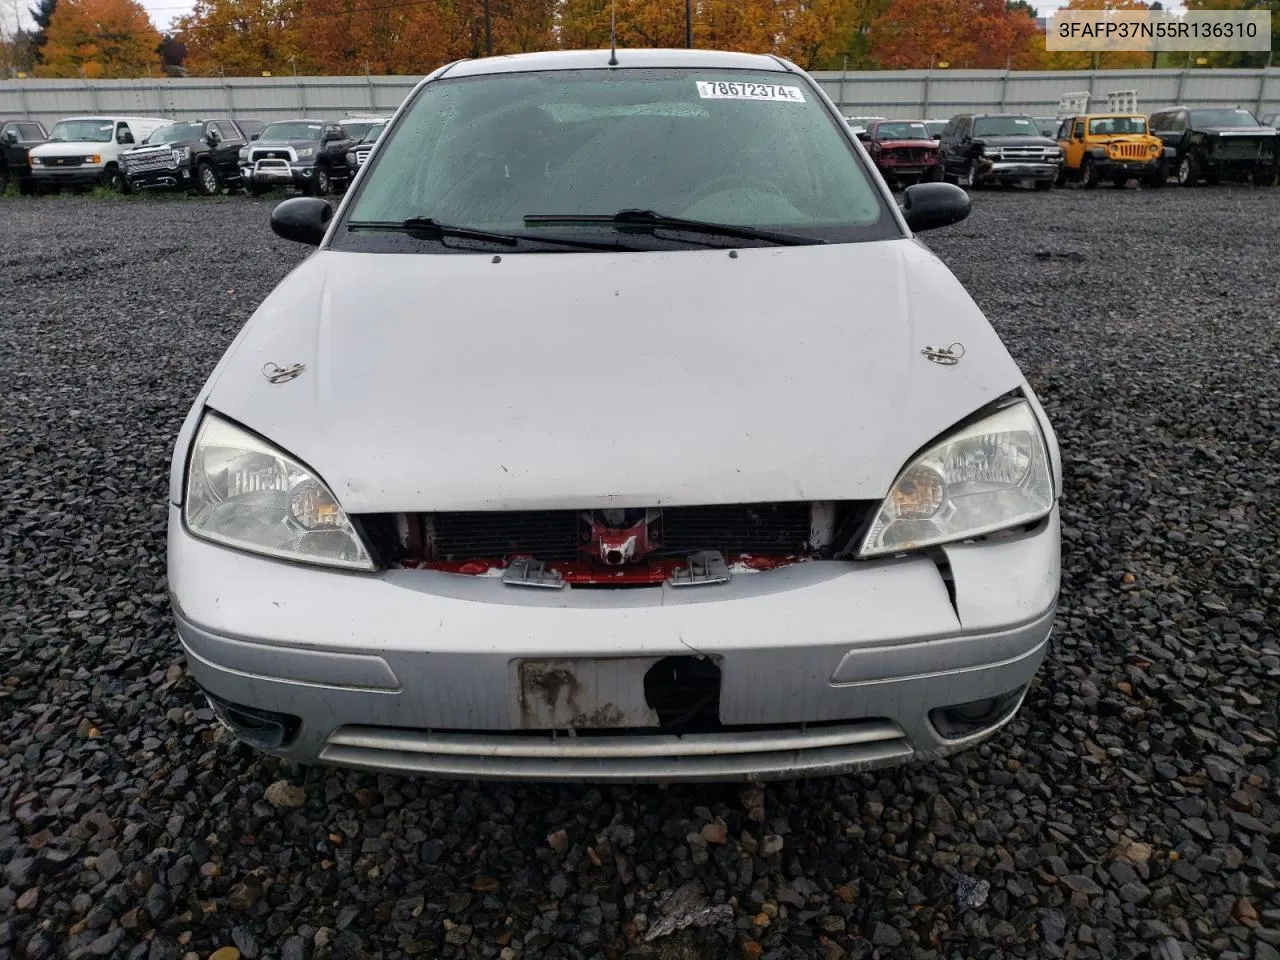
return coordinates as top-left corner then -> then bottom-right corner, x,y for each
343,122 -> 376,140
359,122 -> 387,143
342,67 -> 893,251
1188,109 -> 1258,128
47,119 -> 114,143
1088,116 -> 1147,135
925,121 -> 946,136
973,116 -> 1041,137
261,121 -> 323,140
875,122 -> 930,140
146,122 -> 202,144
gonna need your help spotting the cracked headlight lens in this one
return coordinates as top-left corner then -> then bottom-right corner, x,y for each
859,401 -> 1054,557
184,414 -> 373,570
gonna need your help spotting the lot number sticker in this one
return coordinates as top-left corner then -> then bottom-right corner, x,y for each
696,81 -> 805,103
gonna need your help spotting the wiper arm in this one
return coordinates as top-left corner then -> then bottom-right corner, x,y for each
347,217 -> 521,246
522,209 -> 824,246
346,217 -> 640,251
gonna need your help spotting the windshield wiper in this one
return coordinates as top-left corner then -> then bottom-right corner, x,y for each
522,209 -> 824,246
346,217 -> 640,251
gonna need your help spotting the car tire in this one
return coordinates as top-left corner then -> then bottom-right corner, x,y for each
925,163 -> 944,183
1055,164 -> 1068,186
18,178 -> 37,196
309,166 -> 331,196
1082,158 -> 1099,189
195,162 -> 219,196
1146,164 -> 1166,188
961,160 -> 980,190
1034,178 -> 1053,191
100,166 -> 125,192
1178,154 -> 1199,186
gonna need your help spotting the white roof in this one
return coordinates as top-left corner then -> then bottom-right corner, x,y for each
444,48 -> 789,78
56,115 -> 171,123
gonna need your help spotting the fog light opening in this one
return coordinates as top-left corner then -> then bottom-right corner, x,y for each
202,689 -> 301,750
930,685 -> 1027,741
643,656 -> 723,734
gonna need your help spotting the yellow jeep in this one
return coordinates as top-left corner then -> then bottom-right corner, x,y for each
1055,114 -> 1174,188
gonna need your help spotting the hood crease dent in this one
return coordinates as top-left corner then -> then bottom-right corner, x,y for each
202,240 -> 1027,513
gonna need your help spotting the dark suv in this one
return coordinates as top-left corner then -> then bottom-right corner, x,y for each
120,119 -> 249,195
240,119 -> 354,196
0,119 -> 49,195
939,114 -> 1063,190
1150,106 -> 1279,186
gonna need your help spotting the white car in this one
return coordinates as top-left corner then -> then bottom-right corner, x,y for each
168,49 -> 1061,782
28,116 -> 172,192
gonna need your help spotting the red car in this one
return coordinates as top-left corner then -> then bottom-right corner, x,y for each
857,120 -> 943,188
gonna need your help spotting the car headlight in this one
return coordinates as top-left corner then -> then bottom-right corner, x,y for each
30,156 -> 42,165
85,154 -> 101,164
858,401 -> 1054,558
172,146 -> 191,163
346,151 -> 356,165
238,146 -> 250,161
184,414 -> 373,570
297,147 -> 314,158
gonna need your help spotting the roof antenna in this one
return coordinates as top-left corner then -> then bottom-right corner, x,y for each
608,0 -> 619,66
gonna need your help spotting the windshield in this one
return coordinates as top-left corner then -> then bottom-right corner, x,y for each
925,121 -> 946,137
1088,116 -> 1147,136
146,122 -> 202,144
1189,109 -> 1258,128
261,121 -> 323,141
343,121 -> 377,140
973,116 -> 1042,137
875,122 -> 930,140
359,122 -> 387,144
340,68 -> 894,252
47,119 -> 114,143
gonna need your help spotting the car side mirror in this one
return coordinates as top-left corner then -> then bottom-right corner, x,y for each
271,196 -> 333,245
900,182 -> 971,233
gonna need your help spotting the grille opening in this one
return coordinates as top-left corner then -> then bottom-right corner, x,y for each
644,657 -> 723,734
201,688 -> 301,750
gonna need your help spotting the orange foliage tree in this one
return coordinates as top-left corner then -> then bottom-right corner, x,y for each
174,0 -> 306,76
869,0 -> 1044,68
38,0 -> 161,77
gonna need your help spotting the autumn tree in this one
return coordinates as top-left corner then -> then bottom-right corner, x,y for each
175,0 -> 305,76
39,0 -> 160,76
869,0 -> 1044,68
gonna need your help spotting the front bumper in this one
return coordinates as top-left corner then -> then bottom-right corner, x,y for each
168,505 -> 1060,781
31,166 -> 107,186
978,160 -> 1060,182
242,159 -> 316,186
126,167 -> 193,190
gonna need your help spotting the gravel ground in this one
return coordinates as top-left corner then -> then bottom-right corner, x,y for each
1,186 -> 1278,960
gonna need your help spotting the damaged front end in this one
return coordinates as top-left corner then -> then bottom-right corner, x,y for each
358,500 -> 875,588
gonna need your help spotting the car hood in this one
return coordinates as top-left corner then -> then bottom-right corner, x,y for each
30,141 -> 113,157
875,139 -> 938,151
198,240 -> 1027,513
973,135 -> 1057,148
123,139 -> 200,155
251,139 -> 318,150
1195,125 -> 1277,137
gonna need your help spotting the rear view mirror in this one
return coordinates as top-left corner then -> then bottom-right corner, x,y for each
271,196 -> 333,245
900,182 -> 971,233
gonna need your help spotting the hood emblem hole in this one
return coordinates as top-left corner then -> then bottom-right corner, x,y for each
262,362 -> 306,384
921,342 -> 965,366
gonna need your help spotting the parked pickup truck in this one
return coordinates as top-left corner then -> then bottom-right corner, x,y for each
939,114 -> 1063,190
1150,106 -> 1279,186
239,118 -> 354,196
856,119 -> 943,188
0,119 -> 48,195
120,118 -> 250,195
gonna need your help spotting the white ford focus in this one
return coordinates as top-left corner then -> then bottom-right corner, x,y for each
167,48 -> 1061,782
